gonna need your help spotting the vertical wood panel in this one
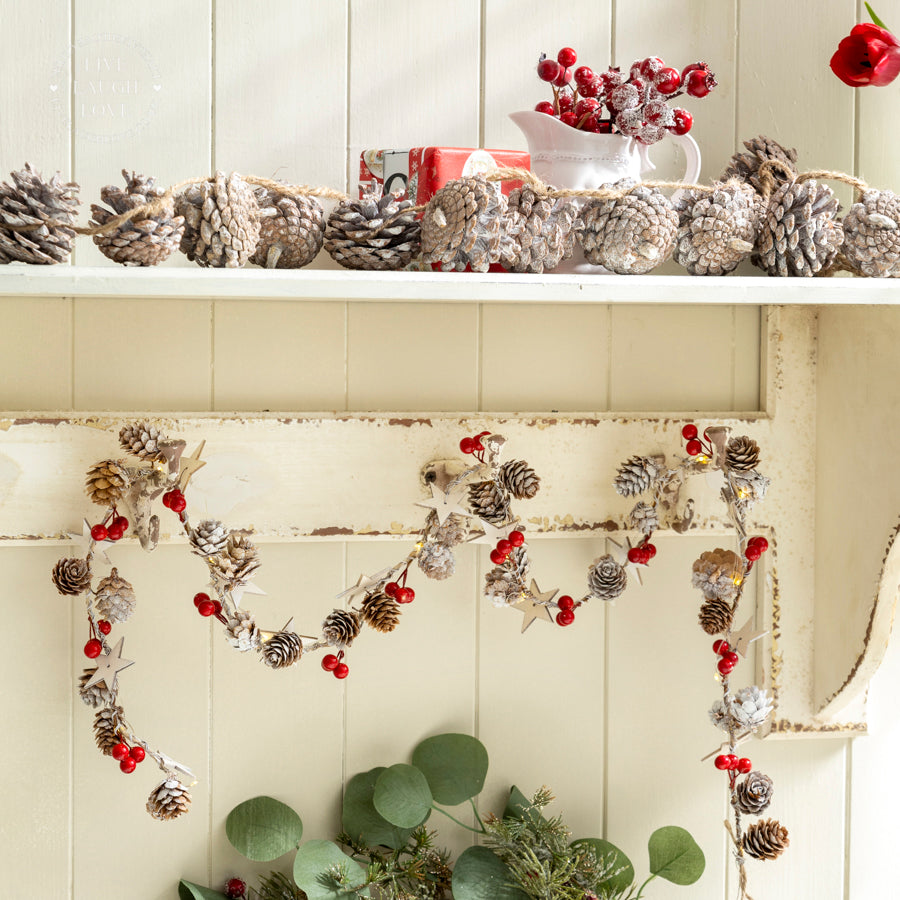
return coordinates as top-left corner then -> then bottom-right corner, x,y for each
732,306 -> 761,411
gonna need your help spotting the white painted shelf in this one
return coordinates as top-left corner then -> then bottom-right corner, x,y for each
0,265 -> 897,304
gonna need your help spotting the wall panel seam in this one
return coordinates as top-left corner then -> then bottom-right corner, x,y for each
844,739 -> 852,900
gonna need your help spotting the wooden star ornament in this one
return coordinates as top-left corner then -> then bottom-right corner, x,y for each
511,579 -> 557,632
84,637 -> 134,691
177,440 -> 207,492
415,483 -> 472,525
730,616 -> 768,658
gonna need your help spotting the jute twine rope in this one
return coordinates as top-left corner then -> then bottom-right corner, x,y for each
724,819 -> 755,900
756,158 -> 869,202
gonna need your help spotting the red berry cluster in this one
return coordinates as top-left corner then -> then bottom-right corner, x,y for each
627,541 -> 657,567
90,511 -> 129,543
714,637 -> 740,677
489,528 -> 524,566
193,591 -> 226,622
459,430 -> 492,463
385,578 -> 416,605
534,48 -> 716,143
112,740 -> 147,774
681,423 -> 713,459
744,535 -> 769,566
162,488 -> 187,515
555,594 -> 577,627
224,878 -> 247,900
714,752 -> 753,775
321,651 -> 349,680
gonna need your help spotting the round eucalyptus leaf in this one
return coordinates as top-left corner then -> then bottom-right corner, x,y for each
293,839 -> 368,900
571,838 -> 634,893
412,733 -> 489,806
372,764 -> 433,828
225,796 -> 303,862
178,880 -> 227,900
648,826 -> 706,885
343,767 -> 414,850
452,846 -> 530,900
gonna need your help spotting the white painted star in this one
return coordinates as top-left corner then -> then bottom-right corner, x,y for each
511,579 -> 557,633
158,753 -> 197,784
415,483 -> 472,526
730,616 -> 768,658
467,518 -> 520,546
84,637 -> 134,691
68,518 -> 113,565
229,580 -> 267,607
335,566 -> 394,602
177,440 -> 207,492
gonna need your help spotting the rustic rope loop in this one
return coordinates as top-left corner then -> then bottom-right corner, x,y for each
757,159 -> 869,203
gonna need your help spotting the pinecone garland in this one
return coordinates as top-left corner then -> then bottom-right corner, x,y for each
95,568 -> 137,623
499,459 -> 541,500
119,421 -> 167,461
251,187 -> 325,269
429,512 -> 468,548
52,557 -> 92,595
732,685 -> 774,729
85,459 -> 130,505
725,435 -> 761,472
841,189 -> 900,277
0,163 -> 80,264
93,705 -> 124,755
324,191 -> 420,270
468,480 -> 511,525
498,185 -> 579,273
742,819 -> 789,861
175,171 -> 260,267
724,135 -> 799,196
580,180 -> 678,274
614,456 -> 662,497
79,668 -> 113,708
147,778 -> 192,821
225,608 -> 260,652
698,596 -> 734,635
421,176 -> 506,272
587,555 -> 627,601
735,771 -> 775,816
692,548 -> 743,601
90,170 -> 185,266
629,501 -> 659,534
418,542 -> 456,580
262,631 -> 304,668
210,533 -> 261,587
188,519 -> 229,557
754,179 -> 843,277
322,608 -> 362,648
360,591 -> 402,633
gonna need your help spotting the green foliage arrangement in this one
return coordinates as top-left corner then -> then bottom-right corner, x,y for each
179,733 -> 704,900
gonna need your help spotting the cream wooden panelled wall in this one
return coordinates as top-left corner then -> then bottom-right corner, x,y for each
1,2 -> 899,899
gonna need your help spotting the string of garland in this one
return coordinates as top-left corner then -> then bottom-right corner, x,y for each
3,133 -> 898,275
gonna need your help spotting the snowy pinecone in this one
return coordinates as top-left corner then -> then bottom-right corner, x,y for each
735,771 -> 774,816
95,568 -> 137,623
708,699 -> 731,731
210,533 -> 261,587
508,544 -> 530,582
119,421 -> 167,461
85,459 -> 130,506
322,609 -> 362,649
262,631 -> 304,669
499,459 -> 541,500
360,591 -> 402,633
724,135 -> 799,197
468,480 -> 511,525
147,778 -> 192,821
742,819 -> 789,861
842,189 -> 900,277
587,555 -> 627,601
251,187 -> 325,269
725,435 -> 760,472
628,501 -> 659,534
614,456 -> 662,497
79,667 -> 114,708
93,705 -> 124,755
484,568 -> 519,607
225,608 -> 260,652
732,685 -> 774,729
692,548 -> 743,601
418,542 -> 456,580
498,185 -> 579,273
729,469 -> 770,506
428,511 -> 468,548
52,557 -> 92,596
189,519 -> 229,557
698,596 -> 734,635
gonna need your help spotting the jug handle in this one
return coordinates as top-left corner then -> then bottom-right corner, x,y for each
637,133 -> 702,200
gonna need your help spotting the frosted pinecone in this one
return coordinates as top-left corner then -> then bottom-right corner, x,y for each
724,135 -> 798,197
587,555 -> 627,601
210,533 -> 261,587
708,699 -> 731,731
85,459 -> 130,506
52,557 -> 92,595
484,568 -> 519,607
842,189 -> 900,277
729,469 -> 770,506
725,435 -> 760,472
225,608 -> 259,652
93,705 -> 124,755
628,501 -> 659,534
119,421 -> 167,461
252,187 -> 325,269
79,667 -> 114,708
732,685 -> 774,729
147,778 -> 192,821
614,456 -> 662,497
468,480 -> 511,525
261,631 -> 304,668
692,548 -> 743,601
499,459 -> 541,500
742,819 -> 789,861
189,519 -> 228,557
95,568 -> 137,623
360,591 -> 402,633
418,542 -> 456,580
735,771 -> 774,816
508,544 -> 530,583
322,609 -> 362,649
497,185 -> 579,274
698,596 -> 734,635
428,511 -> 468,548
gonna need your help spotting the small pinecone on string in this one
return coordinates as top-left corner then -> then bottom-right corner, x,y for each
85,459 -> 130,506
52,557 -> 92,595
324,191 -> 420,270
468,480 -> 511,525
841,189 -> 900,277
93,704 -> 124,755
508,544 -> 530,583
692,548 -> 743,601
189,519 -> 229,557
225,608 -> 259,652
360,591 -> 401,633
418,542 -> 456,580
587,555 -> 627,601
79,667 -> 113,708
0,163 -> 80,264
698,596 -> 734,635
742,819 -> 789,861
421,176 -> 505,272
147,778 -> 192,821
262,631 -> 304,668
429,511 -> 468,548
211,533 -> 261,586
708,698 -> 731,731
614,456 -> 662,497
90,170 -> 184,266
322,608 -> 362,648
499,459 -> 541,500
730,469 -> 770,506
754,179 -> 843,277
175,171 -> 260,267
725,435 -> 760,472
732,685 -> 774,729
673,182 -> 760,275
250,187 -> 325,269
484,568 -> 519,607
724,135 -> 799,196
119,421 -> 167,461
735,771 -> 775,816
629,501 -> 659,535
498,184 -> 579,273
95,568 -> 137,623
580,180 -> 678,274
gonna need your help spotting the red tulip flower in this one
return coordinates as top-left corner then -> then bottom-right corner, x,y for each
830,22 -> 900,86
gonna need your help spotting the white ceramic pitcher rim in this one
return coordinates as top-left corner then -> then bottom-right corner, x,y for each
509,109 -> 641,147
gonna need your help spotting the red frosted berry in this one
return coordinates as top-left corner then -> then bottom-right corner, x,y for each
574,65 -> 595,86
556,609 -> 576,626
717,657 -> 735,676
490,549 -> 506,566
170,494 -> 187,513
395,586 -> 415,604
557,92 -> 574,112
644,543 -> 657,559
745,544 -> 762,561
334,662 -> 350,679
162,491 -> 173,509
670,108 -> 693,135
580,77 -> 603,98
655,66 -> 682,94
629,76 -> 646,95
627,547 -> 644,564
595,119 -> 613,133
682,424 -> 698,441
685,67 -> 716,98
96,620 -> 112,637
384,581 -> 399,597
91,524 -> 108,542
574,98 -> 600,119
557,595 -> 575,611
496,539 -> 513,556
84,638 -> 103,659
737,757 -> 753,774
112,515 -> 128,531
112,742 -> 130,761
553,67 -> 573,87
509,530 -> 525,547
197,599 -> 216,617
557,47 -> 577,68
119,757 -> 137,774
225,879 -> 247,900
685,438 -> 703,456
535,100 -> 555,115
712,639 -> 730,655
750,536 -> 769,552
714,754 -> 731,770
723,650 -> 739,666
460,436 -> 476,454
107,523 -> 125,541
129,746 -> 146,763
193,591 -> 210,608
559,111 -> 578,127
537,57 -> 562,82
640,56 -> 664,76
581,118 -> 602,132
322,654 -> 340,671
